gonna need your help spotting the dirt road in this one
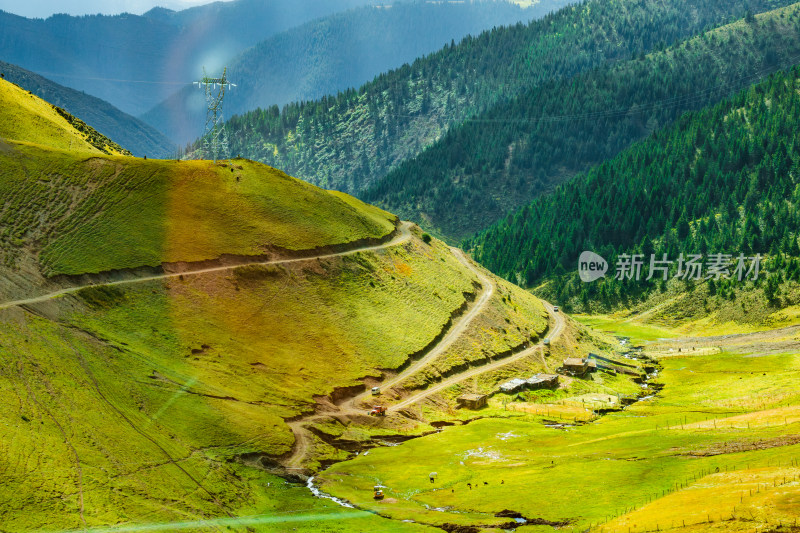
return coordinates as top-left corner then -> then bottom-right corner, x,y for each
0,222 -> 413,311
282,247 -> 496,469
389,301 -> 565,412
3,221 -> 564,472
344,248 -> 495,410
282,249 -> 565,469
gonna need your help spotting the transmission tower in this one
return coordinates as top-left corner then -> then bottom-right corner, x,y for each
193,67 -> 236,162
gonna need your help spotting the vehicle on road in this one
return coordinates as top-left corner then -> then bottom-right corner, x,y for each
371,386 -> 381,395
369,405 -> 387,416
553,306 -> 559,312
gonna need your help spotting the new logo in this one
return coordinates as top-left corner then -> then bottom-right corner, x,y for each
578,251 -> 608,282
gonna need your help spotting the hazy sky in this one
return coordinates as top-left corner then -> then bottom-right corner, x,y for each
0,0 -> 234,18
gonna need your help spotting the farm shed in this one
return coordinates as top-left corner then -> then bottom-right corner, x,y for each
499,378 -> 529,393
457,393 -> 487,409
526,373 -> 559,390
562,357 -> 596,376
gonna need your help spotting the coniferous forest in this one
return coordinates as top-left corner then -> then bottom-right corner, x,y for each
365,4 -> 800,240
220,0 -> 793,199
467,66 -> 800,311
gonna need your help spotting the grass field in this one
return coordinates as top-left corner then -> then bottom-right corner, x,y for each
581,278 -> 800,339
317,343 -> 800,531
0,142 -> 395,275
573,314 -> 680,344
0,311 -> 436,533
603,465 -> 800,532
0,78 -> 128,156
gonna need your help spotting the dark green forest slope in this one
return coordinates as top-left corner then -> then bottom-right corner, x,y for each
222,0 -> 791,196
143,1 -> 558,144
467,64 -> 800,312
366,3 -> 800,240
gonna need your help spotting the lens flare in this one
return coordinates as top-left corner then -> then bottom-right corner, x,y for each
36,510 -> 374,533
148,376 -> 199,423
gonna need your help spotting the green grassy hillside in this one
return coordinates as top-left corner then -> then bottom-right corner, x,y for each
0,141 -> 395,277
0,60 -> 174,158
0,233 -> 480,531
0,82 -> 551,532
0,77 -> 130,156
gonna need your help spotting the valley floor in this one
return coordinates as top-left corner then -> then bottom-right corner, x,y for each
316,322 -> 800,533
3,216 -> 798,532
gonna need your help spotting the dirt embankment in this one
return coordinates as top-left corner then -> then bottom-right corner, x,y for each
681,434 -> 800,457
160,217 -> 401,275
0,221 -> 411,312
48,218 -> 401,284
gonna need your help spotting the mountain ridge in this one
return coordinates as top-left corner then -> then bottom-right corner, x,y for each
467,60 -> 800,325
0,60 -> 174,157
141,0 -> 559,144
0,77 -> 130,156
0,0 -> 379,114
365,1 -> 800,240
219,0 -> 792,200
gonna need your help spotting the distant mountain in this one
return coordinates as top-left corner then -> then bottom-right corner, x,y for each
219,0 -> 791,200
367,2 -> 800,240
0,61 -> 173,157
142,0 -> 553,145
0,0 -> 377,114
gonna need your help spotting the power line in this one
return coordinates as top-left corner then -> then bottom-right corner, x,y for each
28,71 -> 189,86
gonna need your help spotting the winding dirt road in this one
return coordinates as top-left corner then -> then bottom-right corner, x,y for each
389,300 -> 564,412
2,220 -> 565,473
282,246 -> 566,469
283,246 -> 496,470
0,222 -> 413,311
344,248 -> 495,411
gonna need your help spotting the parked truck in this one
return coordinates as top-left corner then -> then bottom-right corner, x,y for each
369,405 -> 387,416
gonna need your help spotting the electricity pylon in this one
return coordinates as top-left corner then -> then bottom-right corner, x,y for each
193,67 -> 236,162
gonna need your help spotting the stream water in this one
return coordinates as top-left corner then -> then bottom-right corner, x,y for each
306,476 -> 354,508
